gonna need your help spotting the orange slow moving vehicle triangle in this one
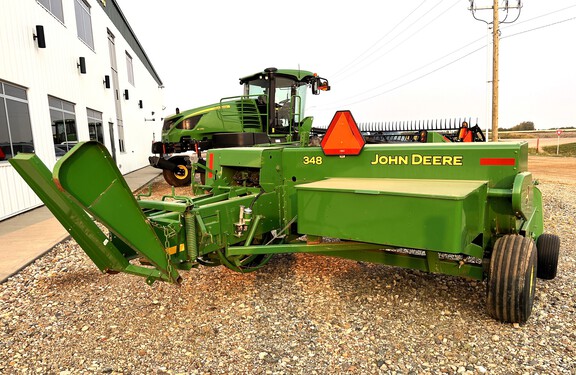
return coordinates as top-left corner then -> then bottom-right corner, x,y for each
321,111 -> 365,156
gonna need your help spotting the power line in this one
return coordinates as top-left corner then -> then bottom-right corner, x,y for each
503,3 -> 576,29
334,0 -> 462,83
331,0 -> 455,80
317,15 -> 576,111
503,15 -> 576,38
330,0 -> 427,78
333,35 -> 488,103
332,1 -> 575,85
324,45 -> 487,110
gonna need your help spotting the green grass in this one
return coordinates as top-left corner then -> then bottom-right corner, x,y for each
528,142 -> 576,157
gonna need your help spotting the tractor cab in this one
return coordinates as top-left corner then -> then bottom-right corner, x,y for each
239,67 -> 330,138
150,67 -> 330,186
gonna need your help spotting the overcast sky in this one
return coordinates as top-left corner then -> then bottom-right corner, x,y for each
116,0 -> 576,130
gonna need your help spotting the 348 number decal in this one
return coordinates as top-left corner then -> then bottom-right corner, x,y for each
303,156 -> 323,165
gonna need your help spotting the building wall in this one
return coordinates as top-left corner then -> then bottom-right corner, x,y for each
0,0 -> 165,220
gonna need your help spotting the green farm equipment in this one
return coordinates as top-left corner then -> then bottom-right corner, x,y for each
149,67 -> 330,186
10,111 -> 559,324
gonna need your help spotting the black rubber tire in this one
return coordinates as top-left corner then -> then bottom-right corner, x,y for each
162,159 -> 191,187
487,234 -> 537,324
536,233 -> 560,280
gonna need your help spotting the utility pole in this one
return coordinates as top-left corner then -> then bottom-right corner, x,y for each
492,1 -> 499,142
469,1 -> 522,142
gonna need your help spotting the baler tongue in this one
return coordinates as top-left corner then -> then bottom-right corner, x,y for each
10,142 -> 181,285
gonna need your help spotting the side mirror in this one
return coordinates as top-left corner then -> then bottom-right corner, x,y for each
312,77 -> 330,95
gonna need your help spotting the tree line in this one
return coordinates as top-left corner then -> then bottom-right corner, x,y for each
499,121 -> 575,131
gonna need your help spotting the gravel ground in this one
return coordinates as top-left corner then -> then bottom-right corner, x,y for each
1,177 -> 575,374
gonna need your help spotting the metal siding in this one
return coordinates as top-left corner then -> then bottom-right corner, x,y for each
0,164 -> 42,220
0,0 -> 163,219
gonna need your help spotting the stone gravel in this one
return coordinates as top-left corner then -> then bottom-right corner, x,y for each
1,181 -> 575,375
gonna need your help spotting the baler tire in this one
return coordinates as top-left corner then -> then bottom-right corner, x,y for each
162,164 -> 191,187
486,234 -> 537,324
536,233 -> 560,280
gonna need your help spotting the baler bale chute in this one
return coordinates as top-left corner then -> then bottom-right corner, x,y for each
10,110 -> 560,324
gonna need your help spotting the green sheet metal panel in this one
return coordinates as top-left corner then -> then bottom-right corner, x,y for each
211,147 -> 273,168
282,142 -> 527,189
296,178 -> 487,253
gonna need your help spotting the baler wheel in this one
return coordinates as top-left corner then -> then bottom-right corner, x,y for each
536,233 -> 560,280
487,234 -> 537,324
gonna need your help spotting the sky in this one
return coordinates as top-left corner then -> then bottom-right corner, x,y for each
115,0 -> 576,131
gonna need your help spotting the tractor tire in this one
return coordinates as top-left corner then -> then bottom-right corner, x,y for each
162,158 -> 191,187
486,234 -> 537,324
536,233 -> 560,280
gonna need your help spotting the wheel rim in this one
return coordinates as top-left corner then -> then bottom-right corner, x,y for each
174,165 -> 189,180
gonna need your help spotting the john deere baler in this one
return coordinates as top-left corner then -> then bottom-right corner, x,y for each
10,111 -> 560,324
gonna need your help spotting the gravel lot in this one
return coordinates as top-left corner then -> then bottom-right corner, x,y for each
1,157 -> 575,374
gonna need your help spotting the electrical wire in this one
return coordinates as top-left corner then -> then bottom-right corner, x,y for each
331,34 -> 488,103
502,16 -> 576,38
330,0 -> 428,78
335,0 -> 462,83
331,2 -> 574,96
324,44 -> 487,110
331,0 -> 463,80
316,15 -> 576,110
502,4 -> 576,29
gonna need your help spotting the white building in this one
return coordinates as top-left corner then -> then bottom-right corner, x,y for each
0,0 -> 165,220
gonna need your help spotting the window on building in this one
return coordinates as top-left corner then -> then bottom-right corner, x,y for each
49,96 -> 77,153
38,0 -> 64,23
126,52 -> 135,86
0,82 -> 34,161
117,120 -> 126,152
87,109 -> 104,144
74,0 -> 94,49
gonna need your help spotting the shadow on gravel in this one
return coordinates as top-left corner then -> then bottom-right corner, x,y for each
42,268 -> 103,288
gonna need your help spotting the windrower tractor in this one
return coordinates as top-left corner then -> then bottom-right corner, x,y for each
11,110 -> 560,324
149,67 -> 330,186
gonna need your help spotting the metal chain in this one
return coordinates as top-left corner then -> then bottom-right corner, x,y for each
149,220 -> 179,282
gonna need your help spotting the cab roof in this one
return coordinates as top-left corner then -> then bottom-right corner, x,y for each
239,68 -> 317,85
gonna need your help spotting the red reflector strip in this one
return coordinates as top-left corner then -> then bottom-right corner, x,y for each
207,153 -> 214,179
480,158 -> 516,166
